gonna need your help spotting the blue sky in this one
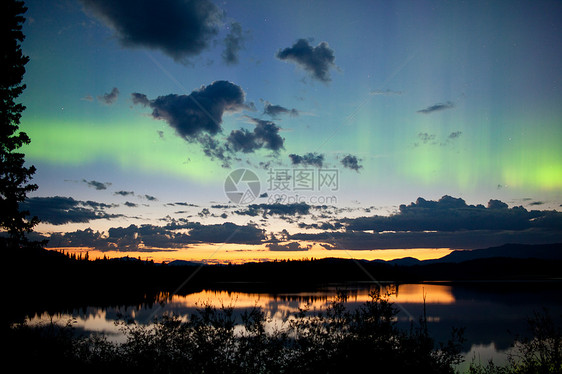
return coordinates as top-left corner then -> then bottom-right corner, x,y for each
16,0 -> 562,262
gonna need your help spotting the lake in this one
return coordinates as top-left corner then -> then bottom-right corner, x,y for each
26,280 -> 562,371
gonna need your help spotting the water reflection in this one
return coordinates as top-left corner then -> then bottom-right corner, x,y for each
27,281 -> 562,367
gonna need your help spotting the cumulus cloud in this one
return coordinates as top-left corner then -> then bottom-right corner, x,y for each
140,80 -> 247,140
133,82 -> 289,167
417,101 -> 454,114
340,154 -> 362,172
227,117 -> 285,153
80,0 -> 222,62
276,39 -> 336,82
289,152 -> 324,168
98,87 -> 119,105
341,195 -> 562,233
22,196 -> 121,225
284,195 -> 562,250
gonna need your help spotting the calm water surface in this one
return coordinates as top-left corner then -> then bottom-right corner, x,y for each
28,281 -> 562,370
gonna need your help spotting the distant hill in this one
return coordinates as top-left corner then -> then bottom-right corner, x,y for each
423,243 -> 562,264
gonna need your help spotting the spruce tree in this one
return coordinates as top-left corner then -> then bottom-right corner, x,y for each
0,0 -> 39,248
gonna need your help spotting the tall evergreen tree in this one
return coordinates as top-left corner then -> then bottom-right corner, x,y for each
0,0 -> 39,248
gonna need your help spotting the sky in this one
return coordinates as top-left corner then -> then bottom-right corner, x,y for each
16,0 -> 562,263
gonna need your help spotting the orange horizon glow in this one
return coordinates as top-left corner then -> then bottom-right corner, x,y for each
46,242 -> 452,265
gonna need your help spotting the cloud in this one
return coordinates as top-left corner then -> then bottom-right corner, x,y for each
340,154 -> 362,172
133,80 -> 247,140
417,101 -> 454,114
131,92 -> 150,107
222,22 -> 245,65
284,195 -> 562,250
291,228 -> 562,251
114,190 -> 134,196
342,195 -> 562,233
143,194 -> 158,201
263,101 -> 299,118
289,152 -> 324,168
266,241 -> 311,251
81,95 -> 94,102
22,196 -> 122,225
276,39 -> 336,82
227,117 -> 285,153
417,132 -> 437,145
98,87 -> 119,105
234,202 -> 311,217
186,222 -> 266,244
448,131 -> 462,139
42,220 -> 268,251
80,0 -> 222,62
282,195 -> 562,249
133,81 -> 292,167
82,179 -> 111,190
124,201 -> 138,207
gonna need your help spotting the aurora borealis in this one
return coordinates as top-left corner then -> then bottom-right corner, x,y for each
16,0 -> 562,263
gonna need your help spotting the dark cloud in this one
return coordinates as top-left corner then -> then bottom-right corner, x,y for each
143,194 -> 158,201
227,118 -> 285,153
276,39 -> 336,82
222,22 -> 245,65
340,154 -> 362,172
263,101 -> 299,118
187,222 -> 266,244
417,101 -> 454,114
98,87 -> 119,105
289,152 -> 324,168
266,241 -> 311,251
291,228 -> 562,251
149,81 -> 246,139
22,196 -> 122,225
44,220 -> 268,251
133,81 -> 290,167
234,203 -> 311,217
131,92 -> 150,107
124,201 -> 138,207
114,190 -> 134,196
82,179 -> 111,190
285,195 -> 562,250
342,195 -> 556,232
80,0 -> 222,62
